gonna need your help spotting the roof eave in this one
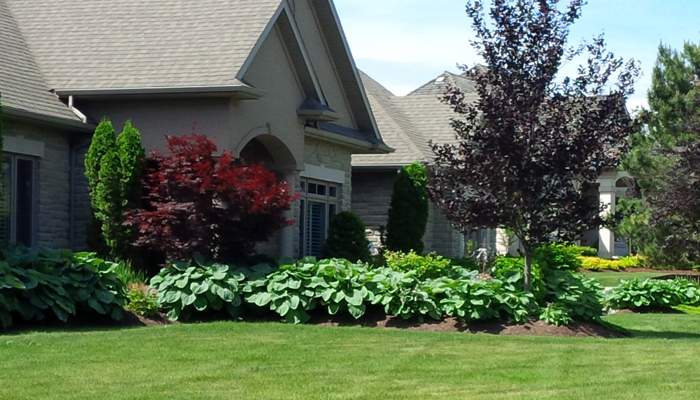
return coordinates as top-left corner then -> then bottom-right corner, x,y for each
305,126 -> 393,154
53,85 -> 266,100
3,106 -> 93,132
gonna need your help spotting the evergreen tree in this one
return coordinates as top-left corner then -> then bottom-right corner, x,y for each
85,120 -> 145,259
323,212 -> 371,262
619,41 -> 700,267
385,162 -> 429,253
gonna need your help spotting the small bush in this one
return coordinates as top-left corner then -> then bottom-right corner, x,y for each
308,259 -> 375,319
385,163 -> 429,253
579,257 -> 625,271
0,247 -> 126,329
605,278 -> 700,310
245,259 -> 318,324
150,255 -> 273,321
385,251 -> 451,280
370,268 -> 441,321
575,246 -> 598,257
125,283 -> 159,317
491,256 -> 546,303
543,270 -> 604,324
534,243 -> 582,271
323,212 -> 371,262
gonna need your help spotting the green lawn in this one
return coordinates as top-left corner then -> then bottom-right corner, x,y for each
584,271 -> 667,287
2,315 -> 700,400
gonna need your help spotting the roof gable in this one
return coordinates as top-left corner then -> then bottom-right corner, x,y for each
0,0 -> 80,123
6,0 -> 281,91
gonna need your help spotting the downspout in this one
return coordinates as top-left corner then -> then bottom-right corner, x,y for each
67,96 -> 91,249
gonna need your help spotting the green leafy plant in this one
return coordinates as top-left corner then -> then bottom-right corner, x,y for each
577,256 -> 647,271
434,272 -> 534,323
150,255 -> 271,321
370,268 -> 441,321
539,303 -> 572,326
385,251 -> 452,280
385,162 -> 429,253
323,212 -> 371,262
0,247 -> 126,329
491,257 -> 546,303
534,243 -> 583,272
544,270 -> 604,323
575,246 -> 599,257
605,278 -> 700,311
308,259 -> 375,319
245,260 -> 317,324
125,283 -> 160,317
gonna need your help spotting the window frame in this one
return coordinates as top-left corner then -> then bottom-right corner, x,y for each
298,178 -> 340,258
1,153 -> 38,247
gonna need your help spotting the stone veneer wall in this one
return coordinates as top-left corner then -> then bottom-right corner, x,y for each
304,138 -> 353,211
3,120 -> 73,249
351,167 -> 465,258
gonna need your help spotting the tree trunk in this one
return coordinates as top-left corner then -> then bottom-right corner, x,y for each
523,249 -> 533,292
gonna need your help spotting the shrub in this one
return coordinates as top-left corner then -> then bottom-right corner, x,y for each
575,246 -> 599,257
534,243 -> 582,272
127,134 -> 297,262
385,163 -> 429,253
323,212 -> 371,262
85,120 -> 146,259
578,257 -> 626,271
0,247 -> 126,329
308,259 -> 375,319
605,278 -> 700,310
150,255 -> 272,321
370,268 -> 441,321
543,270 -> 604,324
433,272 -> 534,323
245,260 -> 318,324
125,283 -> 159,317
491,256 -> 546,303
385,251 -> 451,280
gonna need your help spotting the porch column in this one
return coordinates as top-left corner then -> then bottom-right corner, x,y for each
279,170 -> 298,259
598,182 -> 616,259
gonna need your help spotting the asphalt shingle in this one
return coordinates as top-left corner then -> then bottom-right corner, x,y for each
0,0 -> 79,121
5,0 -> 282,90
354,71 -> 479,167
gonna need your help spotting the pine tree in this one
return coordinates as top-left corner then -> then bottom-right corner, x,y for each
85,120 -> 116,256
620,41 -> 700,267
385,162 -> 429,253
323,211 -> 371,262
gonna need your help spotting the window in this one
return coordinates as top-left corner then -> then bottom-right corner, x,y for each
0,155 -> 36,246
299,179 -> 340,257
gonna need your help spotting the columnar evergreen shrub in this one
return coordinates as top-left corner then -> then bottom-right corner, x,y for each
85,120 -> 145,259
323,211 -> 371,262
385,163 -> 429,253
127,134 -> 297,262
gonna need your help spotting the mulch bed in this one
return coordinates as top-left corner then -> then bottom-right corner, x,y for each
597,268 -> 700,275
5,308 -> 623,338
309,309 -> 624,338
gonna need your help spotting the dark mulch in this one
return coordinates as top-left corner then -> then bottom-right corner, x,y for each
308,308 -> 624,338
624,268 -> 700,275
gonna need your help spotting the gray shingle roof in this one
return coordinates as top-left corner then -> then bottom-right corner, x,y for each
0,0 -> 80,122
5,0 -> 281,90
353,71 -> 478,167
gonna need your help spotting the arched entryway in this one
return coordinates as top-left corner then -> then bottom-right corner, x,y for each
237,134 -> 301,258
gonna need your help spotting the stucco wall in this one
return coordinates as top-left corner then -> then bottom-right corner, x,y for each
2,119 -> 75,249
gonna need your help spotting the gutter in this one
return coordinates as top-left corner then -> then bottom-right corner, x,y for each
4,106 -> 94,132
305,126 -> 394,154
53,85 -> 266,100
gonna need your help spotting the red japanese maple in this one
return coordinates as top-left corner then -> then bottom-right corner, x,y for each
126,134 -> 297,262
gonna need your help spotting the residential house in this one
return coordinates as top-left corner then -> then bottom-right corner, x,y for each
353,71 -> 632,259
0,0 -> 391,258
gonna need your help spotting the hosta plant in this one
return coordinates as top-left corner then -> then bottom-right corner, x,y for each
370,268 -> 441,321
150,255 -> 272,321
308,259 -> 375,319
544,270 -> 604,323
433,271 -> 533,323
245,260 -> 317,324
0,247 -> 126,329
605,278 -> 700,311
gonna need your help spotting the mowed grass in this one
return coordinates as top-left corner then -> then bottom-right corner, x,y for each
2,315 -> 700,400
585,271 -> 667,287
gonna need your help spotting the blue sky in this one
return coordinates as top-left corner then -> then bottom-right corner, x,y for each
334,0 -> 700,110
